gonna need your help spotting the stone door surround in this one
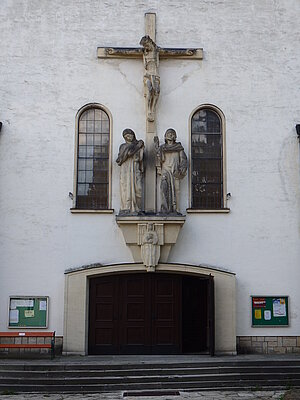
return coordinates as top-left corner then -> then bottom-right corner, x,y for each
63,262 -> 236,355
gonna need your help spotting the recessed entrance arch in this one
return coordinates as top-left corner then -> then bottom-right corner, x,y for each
88,272 -> 214,355
63,263 -> 236,356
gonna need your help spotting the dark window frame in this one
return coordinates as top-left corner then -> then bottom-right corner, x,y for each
74,104 -> 112,211
189,105 -> 226,210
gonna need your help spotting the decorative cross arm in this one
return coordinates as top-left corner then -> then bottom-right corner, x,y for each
159,48 -> 203,59
97,47 -> 143,59
97,46 -> 203,60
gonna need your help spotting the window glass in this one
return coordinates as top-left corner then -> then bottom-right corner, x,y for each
191,109 -> 223,209
76,108 -> 110,209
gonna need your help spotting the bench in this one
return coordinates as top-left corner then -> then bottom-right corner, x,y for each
0,331 -> 55,359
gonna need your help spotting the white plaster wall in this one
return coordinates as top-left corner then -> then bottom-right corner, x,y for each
0,0 -> 300,337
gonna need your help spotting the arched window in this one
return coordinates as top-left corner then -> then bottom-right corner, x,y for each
75,104 -> 111,210
190,105 -> 225,209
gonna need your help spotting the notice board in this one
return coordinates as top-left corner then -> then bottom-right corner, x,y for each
8,296 -> 49,328
251,296 -> 289,327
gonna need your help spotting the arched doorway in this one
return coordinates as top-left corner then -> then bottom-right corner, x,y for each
88,272 -> 214,355
63,263 -> 236,356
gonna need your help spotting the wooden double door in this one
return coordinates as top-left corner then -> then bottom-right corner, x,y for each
88,273 -> 214,355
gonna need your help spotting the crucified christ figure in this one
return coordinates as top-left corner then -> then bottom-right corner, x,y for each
140,35 -> 160,122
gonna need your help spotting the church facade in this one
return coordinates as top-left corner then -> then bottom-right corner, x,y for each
0,0 -> 300,356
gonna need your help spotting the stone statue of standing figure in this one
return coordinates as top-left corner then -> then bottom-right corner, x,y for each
116,129 -> 144,214
140,35 -> 160,122
140,224 -> 160,271
155,129 -> 187,214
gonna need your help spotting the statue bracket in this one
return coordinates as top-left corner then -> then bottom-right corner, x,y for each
116,215 -> 186,271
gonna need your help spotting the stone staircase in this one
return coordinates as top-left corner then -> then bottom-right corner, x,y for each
0,359 -> 300,393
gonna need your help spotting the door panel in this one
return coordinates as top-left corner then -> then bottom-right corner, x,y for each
182,276 -> 208,353
88,276 -> 119,354
89,273 -> 212,355
152,275 -> 181,353
119,274 -> 151,354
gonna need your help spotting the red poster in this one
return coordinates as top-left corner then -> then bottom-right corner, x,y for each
252,297 -> 266,308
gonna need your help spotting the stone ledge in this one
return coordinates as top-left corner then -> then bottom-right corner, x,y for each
186,208 -> 230,214
70,209 -> 114,214
116,215 -> 186,222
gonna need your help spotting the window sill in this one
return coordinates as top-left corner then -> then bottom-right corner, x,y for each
70,208 -> 114,214
186,208 -> 230,214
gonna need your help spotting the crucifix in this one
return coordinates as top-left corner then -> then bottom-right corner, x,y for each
98,13 -> 203,213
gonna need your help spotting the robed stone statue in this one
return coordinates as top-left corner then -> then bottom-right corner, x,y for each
116,129 -> 144,214
140,224 -> 160,271
155,129 -> 187,214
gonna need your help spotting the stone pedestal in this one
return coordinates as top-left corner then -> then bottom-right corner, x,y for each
116,215 -> 185,269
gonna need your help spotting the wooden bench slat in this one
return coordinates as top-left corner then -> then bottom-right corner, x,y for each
0,332 -> 54,337
0,344 -> 52,348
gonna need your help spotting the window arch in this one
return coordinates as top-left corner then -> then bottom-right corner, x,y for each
190,105 -> 226,210
74,104 -> 112,210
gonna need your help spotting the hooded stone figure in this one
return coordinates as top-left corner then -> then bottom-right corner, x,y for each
116,129 -> 144,214
155,128 -> 187,214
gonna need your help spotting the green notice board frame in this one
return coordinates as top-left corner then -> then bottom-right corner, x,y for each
251,296 -> 289,327
8,296 -> 49,329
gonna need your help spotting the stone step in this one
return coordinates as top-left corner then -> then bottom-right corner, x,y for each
1,372 -> 300,385
0,378 -> 299,393
1,359 -> 300,393
1,365 -> 300,377
1,359 -> 300,371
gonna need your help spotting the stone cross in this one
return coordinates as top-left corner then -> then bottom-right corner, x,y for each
98,13 -> 203,213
